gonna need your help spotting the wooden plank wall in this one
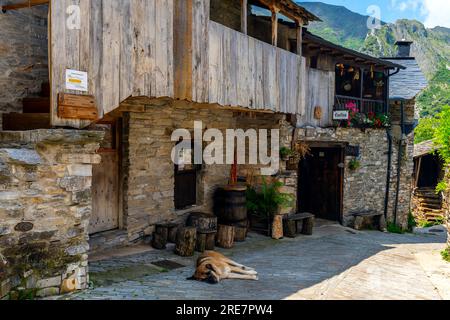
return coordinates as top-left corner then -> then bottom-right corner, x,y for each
50,0 -> 174,128
300,67 -> 335,127
208,21 -> 304,114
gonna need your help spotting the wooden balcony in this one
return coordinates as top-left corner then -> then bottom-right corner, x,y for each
334,95 -> 387,115
208,21 -> 305,114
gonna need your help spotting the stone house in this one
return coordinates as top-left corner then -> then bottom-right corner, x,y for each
0,0 -> 425,298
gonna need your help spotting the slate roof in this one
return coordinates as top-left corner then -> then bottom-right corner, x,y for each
414,140 -> 438,158
382,58 -> 428,100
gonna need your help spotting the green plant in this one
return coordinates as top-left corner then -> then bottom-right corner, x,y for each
279,147 -> 293,160
442,248 -> 450,263
348,159 -> 361,170
407,211 -> 417,232
387,222 -> 405,234
246,178 -> 294,220
416,217 -> 445,228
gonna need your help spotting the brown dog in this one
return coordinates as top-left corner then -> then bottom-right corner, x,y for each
187,251 -> 258,284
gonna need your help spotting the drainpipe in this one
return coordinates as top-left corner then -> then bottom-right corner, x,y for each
384,68 -> 401,219
393,99 -> 406,225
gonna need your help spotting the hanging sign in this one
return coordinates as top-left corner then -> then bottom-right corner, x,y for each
66,69 -> 88,92
333,110 -> 349,120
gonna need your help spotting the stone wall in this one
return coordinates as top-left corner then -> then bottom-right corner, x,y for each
0,6 -> 49,128
283,126 -> 412,228
122,99 -> 284,242
0,129 -> 103,299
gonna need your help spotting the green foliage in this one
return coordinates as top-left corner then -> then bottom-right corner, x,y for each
279,147 -> 293,159
433,105 -> 450,164
416,217 -> 444,228
414,117 -> 440,144
246,178 -> 294,219
436,181 -> 448,193
407,211 -> 417,231
387,222 -> 405,234
348,159 -> 361,171
418,67 -> 450,117
442,248 -> 450,263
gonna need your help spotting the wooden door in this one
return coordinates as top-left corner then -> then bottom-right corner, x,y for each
89,121 -> 121,234
299,147 -> 343,222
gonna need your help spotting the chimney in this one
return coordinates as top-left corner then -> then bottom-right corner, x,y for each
395,40 -> 413,57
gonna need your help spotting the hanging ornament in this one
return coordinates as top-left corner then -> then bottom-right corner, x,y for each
371,65 -> 374,79
353,70 -> 360,81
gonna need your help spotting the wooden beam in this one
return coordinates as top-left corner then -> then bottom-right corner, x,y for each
271,6 -> 280,46
2,0 -> 49,12
241,0 -> 248,34
296,23 -> 303,56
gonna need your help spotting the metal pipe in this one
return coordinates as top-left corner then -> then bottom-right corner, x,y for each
393,100 -> 405,225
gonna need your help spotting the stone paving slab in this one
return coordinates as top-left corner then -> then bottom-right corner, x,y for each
59,223 -> 449,300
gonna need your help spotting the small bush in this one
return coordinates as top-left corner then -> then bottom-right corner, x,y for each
441,248 -> 450,263
387,222 -> 405,234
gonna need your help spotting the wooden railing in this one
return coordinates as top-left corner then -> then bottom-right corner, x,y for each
208,21 -> 305,114
334,95 -> 387,114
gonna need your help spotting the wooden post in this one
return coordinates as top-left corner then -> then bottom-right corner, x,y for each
296,22 -> 303,56
174,227 -> 197,257
241,0 -> 248,34
271,6 -> 279,46
216,225 -> 235,249
152,224 -> 169,250
360,67 -> 365,112
168,224 -> 179,243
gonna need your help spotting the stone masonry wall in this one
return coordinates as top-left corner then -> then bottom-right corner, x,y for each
0,130 -> 103,299
122,99 -> 283,242
0,5 -> 49,129
282,126 -> 412,228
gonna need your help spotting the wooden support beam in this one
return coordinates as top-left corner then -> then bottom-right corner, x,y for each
271,6 -> 280,46
296,23 -> 303,56
241,0 -> 248,34
2,0 -> 49,12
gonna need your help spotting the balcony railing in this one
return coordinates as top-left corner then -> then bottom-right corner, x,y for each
334,95 -> 387,115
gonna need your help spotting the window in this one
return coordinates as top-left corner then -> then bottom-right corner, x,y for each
174,140 -> 201,210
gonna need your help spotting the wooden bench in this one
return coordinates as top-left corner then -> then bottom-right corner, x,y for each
352,211 -> 386,231
283,213 -> 315,237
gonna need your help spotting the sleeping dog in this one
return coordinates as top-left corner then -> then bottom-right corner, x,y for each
187,251 -> 258,284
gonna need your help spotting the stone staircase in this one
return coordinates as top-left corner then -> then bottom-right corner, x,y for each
2,82 -> 51,131
413,187 -> 444,222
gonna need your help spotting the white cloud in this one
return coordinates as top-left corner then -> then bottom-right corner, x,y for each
422,0 -> 450,28
390,0 -> 450,28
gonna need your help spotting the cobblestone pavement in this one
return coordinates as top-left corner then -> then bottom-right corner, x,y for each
60,222 -> 450,300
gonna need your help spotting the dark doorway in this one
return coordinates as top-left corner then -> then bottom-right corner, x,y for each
299,146 -> 344,222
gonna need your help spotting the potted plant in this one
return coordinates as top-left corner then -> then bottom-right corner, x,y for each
348,158 -> 361,171
280,147 -> 293,161
246,178 -> 294,236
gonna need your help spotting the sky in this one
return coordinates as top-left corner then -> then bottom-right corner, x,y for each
299,0 -> 450,28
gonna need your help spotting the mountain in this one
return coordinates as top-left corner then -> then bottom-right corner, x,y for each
297,2 -> 450,117
297,2 -> 375,50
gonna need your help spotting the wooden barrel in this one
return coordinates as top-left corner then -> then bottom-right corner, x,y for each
215,185 -> 248,224
186,212 -> 217,232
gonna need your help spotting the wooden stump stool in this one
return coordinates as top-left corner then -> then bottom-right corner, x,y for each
196,230 -> 217,252
216,225 -> 235,249
167,223 -> 180,243
174,227 -> 197,257
152,224 -> 169,249
233,221 -> 248,242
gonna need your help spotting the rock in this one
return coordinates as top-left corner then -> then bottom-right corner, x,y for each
37,276 -> 62,289
36,287 -> 60,298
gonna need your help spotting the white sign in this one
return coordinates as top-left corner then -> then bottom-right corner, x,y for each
65,69 -> 88,92
333,110 -> 349,120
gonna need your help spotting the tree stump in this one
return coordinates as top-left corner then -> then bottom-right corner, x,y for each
187,212 -> 218,232
152,224 -> 169,249
196,231 -> 217,252
234,225 -> 248,242
272,215 -> 284,240
167,224 -> 179,243
174,227 -> 197,257
284,219 -> 297,238
216,225 -> 235,249
205,233 -> 216,250
301,217 -> 315,236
